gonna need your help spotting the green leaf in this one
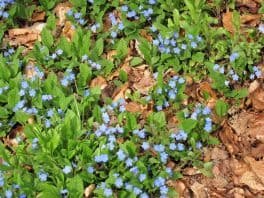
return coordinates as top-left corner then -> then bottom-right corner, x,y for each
41,28 -> 54,48
130,57 -> 143,66
138,39 -> 152,64
215,99 -> 228,117
192,52 -> 204,63
181,119 -> 197,133
77,63 -> 92,88
38,184 -> 60,198
67,175 -> 84,198
0,107 -> 9,118
7,88 -> 19,108
119,70 -> 128,82
90,38 -> 104,58
116,39 -> 128,60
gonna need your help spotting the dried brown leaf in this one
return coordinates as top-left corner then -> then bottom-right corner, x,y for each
247,113 -> 264,142
90,76 -> 107,90
245,157 -> 264,184
250,87 -> 264,111
112,83 -> 129,102
190,182 -> 208,198
240,171 -> 264,191
31,11 -> 46,22
53,2 -> 72,26
84,184 -> 95,198
219,124 -> 240,154
62,21 -> 75,41
125,102 -> 144,113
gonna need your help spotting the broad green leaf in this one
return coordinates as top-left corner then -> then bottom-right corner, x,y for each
215,99 -> 228,117
41,28 -> 54,48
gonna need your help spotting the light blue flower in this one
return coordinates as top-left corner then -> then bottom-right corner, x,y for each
62,165 -> 72,174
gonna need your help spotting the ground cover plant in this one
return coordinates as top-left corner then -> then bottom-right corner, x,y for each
0,0 -> 264,197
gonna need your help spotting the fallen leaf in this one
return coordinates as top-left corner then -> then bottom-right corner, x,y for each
167,180 -> 186,197
84,184 -> 95,198
240,171 -> 264,191
31,10 -> 46,22
219,124 -> 240,154
196,82 -> 217,108
125,102 -> 144,113
248,80 -> 260,93
6,23 -> 45,47
53,2 -> 72,26
112,83 -> 129,102
140,29 -> 152,42
90,76 -> 107,90
130,65 -> 155,95
244,157 -> 264,184
223,12 -> 261,34
62,21 -> 75,41
247,113 -> 264,142
190,182 -> 207,198
250,86 -> 264,111
228,111 -> 253,135
211,147 -> 228,160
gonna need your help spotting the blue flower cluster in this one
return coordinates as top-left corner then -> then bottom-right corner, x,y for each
3,48 -> 14,57
67,9 -> 85,25
60,68 -> 75,87
152,30 -> 203,55
108,13 -> 125,39
0,0 -> 14,19
250,66 -> 262,80
169,130 -> 187,151
81,55 -> 102,70
50,49 -> 63,60
154,75 -> 185,111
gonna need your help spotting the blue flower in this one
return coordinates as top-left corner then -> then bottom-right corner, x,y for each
121,5 -> 128,12
140,193 -> 149,198
202,107 -> 211,115
153,144 -> 165,153
45,120 -> 52,128
5,190 -> 12,198
67,10 -> 73,16
196,141 -> 203,149
29,89 -> 36,97
160,185 -> 168,195
19,194 -> 27,198
62,165 -> 72,174
104,188 -> 113,197
175,130 -> 187,141
127,10 -> 137,18
115,177 -> 123,188
178,77 -> 185,84
125,182 -> 133,190
181,44 -> 187,50
21,81 -> 29,89
139,174 -> 146,182
230,52 -> 239,62
38,171 -> 48,182
125,158 -> 133,167
19,89 -> 25,96
0,176 -> 4,187
232,74 -> 239,81
102,112 -> 110,124
169,143 -> 177,150
94,154 -> 109,163
177,143 -> 185,151
56,49 -> 63,55
148,0 -> 156,4
156,105 -> 163,111
154,177 -> 165,187
141,142 -> 150,150
42,94 -> 53,101
117,149 -> 126,161
258,24 -> 264,33
191,42 -> 197,48
133,187 -> 142,195
47,109 -> 54,117
118,22 -> 125,30
74,12 -> 81,19
160,152 -> 168,163
60,189 -> 69,195
87,166 -> 94,174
